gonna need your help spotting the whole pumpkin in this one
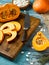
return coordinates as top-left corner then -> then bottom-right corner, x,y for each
33,0 -> 49,13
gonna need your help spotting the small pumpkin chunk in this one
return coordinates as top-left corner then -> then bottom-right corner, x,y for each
32,31 -> 49,51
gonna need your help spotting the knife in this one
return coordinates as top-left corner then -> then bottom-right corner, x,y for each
22,11 -> 30,41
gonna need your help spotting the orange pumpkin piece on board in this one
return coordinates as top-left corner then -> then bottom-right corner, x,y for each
8,21 -> 21,31
0,3 -> 20,22
32,31 -> 49,51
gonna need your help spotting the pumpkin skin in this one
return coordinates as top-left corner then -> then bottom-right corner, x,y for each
33,0 -> 49,13
0,4 -> 20,22
32,31 -> 49,51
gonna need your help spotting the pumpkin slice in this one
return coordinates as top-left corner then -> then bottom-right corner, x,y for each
3,29 -> 11,35
0,30 -> 4,44
7,31 -> 17,42
9,21 -> 21,31
3,29 -> 17,42
32,31 -> 49,51
0,23 -> 15,30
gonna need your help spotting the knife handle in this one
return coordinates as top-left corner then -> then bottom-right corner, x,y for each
22,30 -> 27,42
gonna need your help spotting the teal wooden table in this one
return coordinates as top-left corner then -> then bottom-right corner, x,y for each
0,0 -> 49,65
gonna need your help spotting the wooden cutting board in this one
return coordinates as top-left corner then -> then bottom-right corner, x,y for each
0,13 -> 40,60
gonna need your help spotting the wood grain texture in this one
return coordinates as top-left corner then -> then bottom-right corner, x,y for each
0,13 -> 40,60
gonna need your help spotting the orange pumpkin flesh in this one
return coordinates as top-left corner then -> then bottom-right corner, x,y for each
32,31 -> 49,51
8,21 -> 21,31
0,21 -> 21,43
0,4 -> 20,22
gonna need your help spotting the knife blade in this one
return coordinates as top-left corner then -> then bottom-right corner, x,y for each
22,11 -> 30,41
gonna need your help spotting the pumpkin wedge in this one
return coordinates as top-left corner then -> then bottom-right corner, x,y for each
32,31 -> 49,51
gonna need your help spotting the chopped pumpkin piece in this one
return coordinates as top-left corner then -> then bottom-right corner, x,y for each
32,31 -> 49,51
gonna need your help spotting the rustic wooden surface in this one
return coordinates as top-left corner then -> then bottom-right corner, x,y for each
0,13 -> 40,60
